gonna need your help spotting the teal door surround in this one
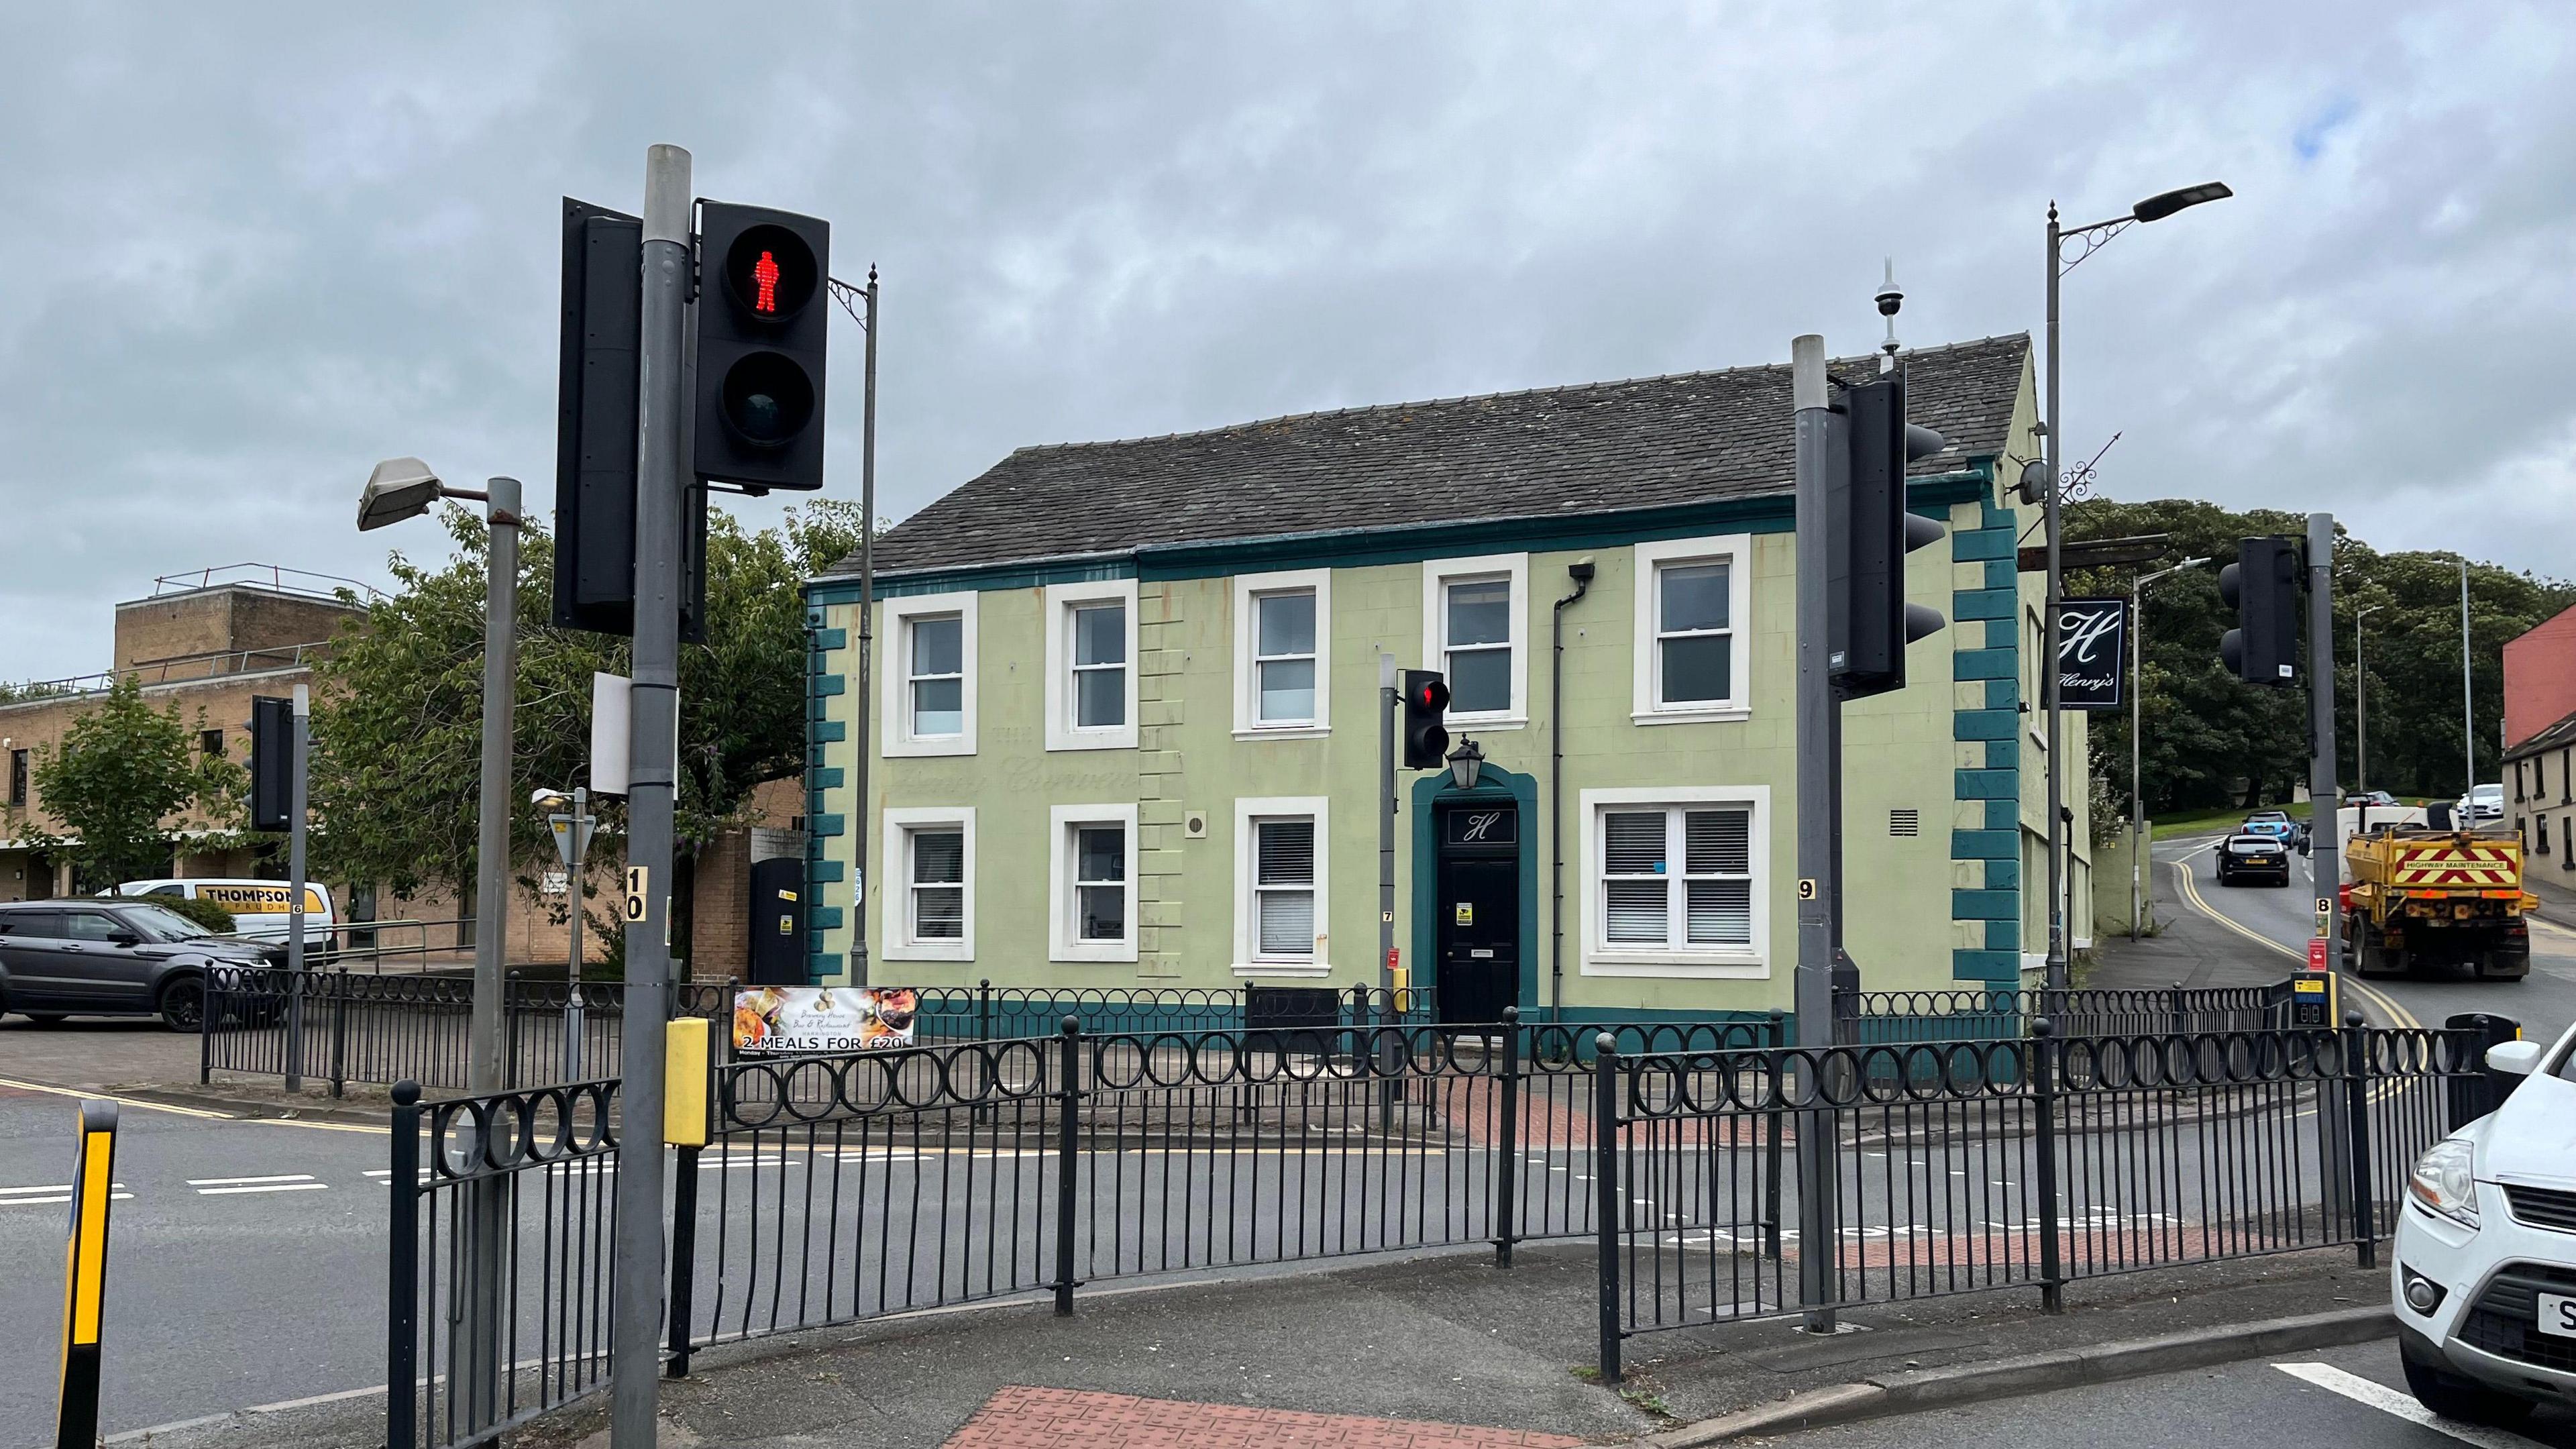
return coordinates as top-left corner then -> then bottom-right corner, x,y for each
1409,761 -> 1540,1017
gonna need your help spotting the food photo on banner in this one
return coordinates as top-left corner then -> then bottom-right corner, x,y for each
2055,597 -> 2127,710
733,985 -> 919,1055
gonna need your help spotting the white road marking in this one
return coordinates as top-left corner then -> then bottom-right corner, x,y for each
190,1173 -> 327,1195
2271,1362 -> 2552,1448
1,1182 -> 131,1205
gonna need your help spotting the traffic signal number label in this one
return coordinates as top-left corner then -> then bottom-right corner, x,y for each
624,867 -> 650,923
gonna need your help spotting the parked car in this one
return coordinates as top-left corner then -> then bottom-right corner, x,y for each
2214,833 -> 2292,886
2353,790 -> 2402,809
2453,784 -> 2506,824
107,877 -> 337,947
0,900 -> 274,1030
2239,810 -> 2298,841
2394,1018 -> 2576,1426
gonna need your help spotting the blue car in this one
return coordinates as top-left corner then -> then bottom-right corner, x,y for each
2239,810 -> 2297,841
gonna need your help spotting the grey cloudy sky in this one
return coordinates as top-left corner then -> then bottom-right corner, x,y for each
3,2 -> 2570,680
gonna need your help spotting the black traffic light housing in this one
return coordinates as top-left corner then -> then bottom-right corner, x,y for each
2219,535 -> 2300,686
248,695 -> 292,833
693,201 -> 829,493
553,197 -> 709,642
1401,671 -> 1451,769
1829,374 -> 1947,701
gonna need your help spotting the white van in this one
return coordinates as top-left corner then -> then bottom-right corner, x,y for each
107,879 -> 337,946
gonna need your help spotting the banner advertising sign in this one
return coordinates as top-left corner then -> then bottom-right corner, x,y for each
2055,597 -> 2128,710
733,985 -> 918,1055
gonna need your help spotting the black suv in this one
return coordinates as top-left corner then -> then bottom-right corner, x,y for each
0,900 -> 274,1030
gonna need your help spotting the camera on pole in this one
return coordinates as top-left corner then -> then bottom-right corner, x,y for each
1828,374 -> 1946,701
692,202 -> 830,494
2218,535 -> 2300,686
1401,670 -> 1451,769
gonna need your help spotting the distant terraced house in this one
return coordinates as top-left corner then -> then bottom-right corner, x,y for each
800,333 -> 2091,1026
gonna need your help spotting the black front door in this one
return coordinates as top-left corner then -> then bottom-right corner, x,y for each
1434,802 -> 1520,1024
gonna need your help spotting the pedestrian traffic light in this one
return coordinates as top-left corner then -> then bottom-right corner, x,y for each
554,198 -> 641,636
2219,535 -> 2300,686
693,201 -> 829,492
1401,671 -> 1450,769
1829,375 -> 1947,701
249,695 -> 292,833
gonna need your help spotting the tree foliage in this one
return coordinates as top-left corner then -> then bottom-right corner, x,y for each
308,500 -> 864,936
23,675 -> 244,889
2070,497 -> 2576,816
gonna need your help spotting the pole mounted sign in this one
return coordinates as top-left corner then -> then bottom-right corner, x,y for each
2055,598 -> 2128,710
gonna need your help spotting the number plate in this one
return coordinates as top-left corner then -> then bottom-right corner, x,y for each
2539,1293 -> 2576,1339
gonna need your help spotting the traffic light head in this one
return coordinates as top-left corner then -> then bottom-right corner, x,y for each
1828,375 -> 1947,701
1401,670 -> 1451,769
249,695 -> 293,833
2217,535 -> 2300,686
693,202 -> 830,492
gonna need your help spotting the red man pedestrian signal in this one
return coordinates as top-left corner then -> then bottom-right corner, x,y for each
693,202 -> 830,492
751,250 -> 780,313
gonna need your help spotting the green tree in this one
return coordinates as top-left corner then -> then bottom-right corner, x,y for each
2068,498 -> 2576,818
309,500 -> 864,965
23,676 -> 244,889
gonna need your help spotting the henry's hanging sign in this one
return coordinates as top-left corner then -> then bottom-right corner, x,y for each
2056,598 -> 2128,710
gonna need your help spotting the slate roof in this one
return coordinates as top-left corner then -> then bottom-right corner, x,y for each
830,332 -> 2031,580
2506,706 -> 2576,764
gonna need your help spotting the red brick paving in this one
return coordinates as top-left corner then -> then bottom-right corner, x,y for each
941,1385 -> 1586,1448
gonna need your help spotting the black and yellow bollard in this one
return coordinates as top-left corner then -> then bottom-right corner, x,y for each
56,1099 -> 119,1449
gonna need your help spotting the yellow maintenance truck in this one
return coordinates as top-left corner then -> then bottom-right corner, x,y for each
2343,826 -> 2535,979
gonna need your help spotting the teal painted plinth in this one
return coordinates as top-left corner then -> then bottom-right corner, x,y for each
1985,619 -> 2015,647
1984,741 -> 2015,768
1952,828 -> 2016,859
1982,504 -> 2016,529
1984,559 -> 2017,590
1984,679 -> 2019,710
812,906 -> 844,931
1986,919 -> 2021,952
812,766 -> 845,790
808,952 -> 843,977
1984,800 -> 2017,829
812,627 -> 848,651
1955,768 -> 2017,800
1953,647 -> 2015,680
810,813 -> 847,838
1952,888 -> 2016,920
1984,857 -> 2019,890
814,720 -> 848,743
812,859 -> 845,882
813,674 -> 847,698
1955,709 -> 2017,741
1952,949 -> 2021,981
1953,587 -> 2017,621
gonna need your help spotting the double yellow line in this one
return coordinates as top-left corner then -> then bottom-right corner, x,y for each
2167,850 -> 2420,1030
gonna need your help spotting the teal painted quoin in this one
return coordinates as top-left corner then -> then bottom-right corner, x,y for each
798,335 -> 2082,1012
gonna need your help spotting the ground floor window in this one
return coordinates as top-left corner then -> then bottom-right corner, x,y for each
1233,796 -> 1330,975
1578,786 -> 1768,977
1049,804 -> 1139,963
881,807 -> 975,961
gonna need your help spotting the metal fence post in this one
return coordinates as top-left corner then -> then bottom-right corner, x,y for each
386,1081 -> 421,1449
199,973 -> 217,1085
665,1144 -> 700,1377
977,978 -> 992,1044
2167,981 -> 2186,1038
504,969 -> 523,1089
2031,1018 -> 2065,1313
2344,1011 -> 2378,1268
1052,1016 -> 1082,1316
1763,1010 -> 1786,1258
1493,1006 -> 1520,1268
329,967 -> 350,1099
1593,1032 -> 1622,1385
283,964 -> 305,1094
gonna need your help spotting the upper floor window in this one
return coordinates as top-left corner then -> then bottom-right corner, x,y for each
1631,535 -> 1754,722
881,806 -> 974,961
1044,580 -> 1138,751
1423,553 -> 1528,724
881,592 -> 978,758
6,748 -> 26,808
200,729 -> 225,759
1232,570 -> 1332,738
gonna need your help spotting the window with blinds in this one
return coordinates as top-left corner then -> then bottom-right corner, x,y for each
907,827 -> 966,942
1599,805 -> 1754,951
1252,818 -> 1317,958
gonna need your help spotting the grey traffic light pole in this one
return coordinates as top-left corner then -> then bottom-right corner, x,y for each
612,141 -> 691,1448
1790,334 -> 1838,1332
2308,514 -> 2341,971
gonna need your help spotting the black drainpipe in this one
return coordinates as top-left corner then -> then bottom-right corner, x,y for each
1549,557 -> 1596,1023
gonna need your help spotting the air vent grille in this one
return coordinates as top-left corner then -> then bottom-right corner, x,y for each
1890,808 -> 1921,838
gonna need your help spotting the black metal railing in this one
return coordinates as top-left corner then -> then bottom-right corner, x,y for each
384,1006 -> 2494,1443
207,967 -> 733,1093
1849,985 -> 2284,1044
387,1078 -> 623,1449
1590,1014 -> 2478,1379
905,981 -> 1446,1044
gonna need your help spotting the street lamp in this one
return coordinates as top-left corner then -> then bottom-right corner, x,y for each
2355,604 -> 2387,806
1446,737 -> 1486,792
357,457 -> 521,1096
2127,556 -> 2206,941
2042,180 -> 2233,989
